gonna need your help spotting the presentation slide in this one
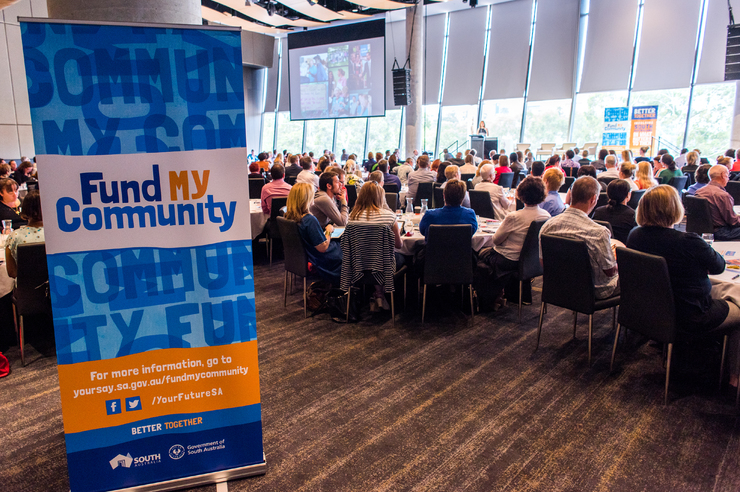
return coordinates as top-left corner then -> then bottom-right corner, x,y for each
287,20 -> 385,121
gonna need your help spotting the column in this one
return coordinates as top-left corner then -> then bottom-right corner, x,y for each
46,0 -> 201,25
405,2 -> 424,158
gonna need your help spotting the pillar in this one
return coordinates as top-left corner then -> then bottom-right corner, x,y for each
404,2 -> 424,158
732,81 -> 740,150
46,0 -> 201,25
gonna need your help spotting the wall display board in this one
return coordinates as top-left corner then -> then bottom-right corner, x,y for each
602,107 -> 630,148
20,19 -> 265,492
630,105 -> 659,153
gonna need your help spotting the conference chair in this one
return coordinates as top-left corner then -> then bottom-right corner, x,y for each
667,176 -> 688,192
514,219 -> 547,323
555,143 -> 576,155
594,220 -> 614,238
498,172 -> 514,189
469,190 -> 496,219
516,143 -> 531,153
276,217 -> 312,318
683,172 -> 695,188
461,173 -> 475,183
598,176 -> 617,187
537,235 -> 620,366
725,181 -> 740,204
383,183 -> 399,194
612,247 -> 739,405
264,196 -> 288,266
422,225 -> 474,324
248,177 -> 265,199
583,142 -> 599,156
559,177 -> 575,193
535,143 -> 556,159
563,167 -> 577,177
589,193 -> 609,217
627,189 -> 645,210
386,192 -> 400,211
414,182 -> 434,209
433,186 -> 444,209
13,242 -> 51,366
285,176 -> 297,186
347,184 -> 358,209
684,195 -> 714,235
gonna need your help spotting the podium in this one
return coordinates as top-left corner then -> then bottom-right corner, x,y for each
469,135 -> 498,156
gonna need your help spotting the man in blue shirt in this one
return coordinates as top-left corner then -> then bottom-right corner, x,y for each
379,161 -> 401,190
420,179 -> 478,238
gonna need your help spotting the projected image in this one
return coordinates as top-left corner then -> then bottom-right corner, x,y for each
349,45 -> 371,91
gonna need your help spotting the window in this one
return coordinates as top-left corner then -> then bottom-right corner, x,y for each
523,99 -> 572,147
304,119 -> 335,154
275,112 -> 304,154
629,88 -> 690,152
261,112 -> 275,153
335,117 -> 367,159
480,98 -> 524,153
367,110 -> 402,156
438,105 -> 478,158
423,104 -> 439,155
571,91 -> 628,146
685,82 -> 735,157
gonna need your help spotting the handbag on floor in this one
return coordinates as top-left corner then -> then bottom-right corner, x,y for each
0,352 -> 9,378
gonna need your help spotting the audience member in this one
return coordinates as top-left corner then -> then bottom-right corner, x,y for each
619,163 -> 638,190
379,161 -> 401,189
260,164 -> 292,216
696,165 -> 740,240
4,190 -> 43,278
12,161 -> 33,186
687,164 -> 711,195
395,158 -> 414,185
509,153 -> 523,186
530,161 -> 545,178
297,156 -> 320,189
544,154 -> 561,170
635,161 -> 658,190
592,179 -> 637,244
310,171 -> 349,227
621,150 -> 633,165
475,164 -> 511,220
472,159 -> 490,188
675,148 -> 689,168
284,154 -> 302,180
419,179 -> 477,238
248,162 -> 262,178
540,168 -> 565,216
494,154 -> 513,185
592,149 -> 608,171
257,152 -> 270,172
634,146 -> 650,163
407,155 -> 436,201
599,155 -> 620,179
683,151 -> 700,175
561,149 -> 580,169
364,152 -> 376,172
0,178 -> 24,230
656,154 -> 683,184
578,150 -> 591,166
460,154 -> 478,175
441,165 -> 471,208
436,162 -> 450,184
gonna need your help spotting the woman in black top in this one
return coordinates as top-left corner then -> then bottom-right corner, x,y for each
12,161 -> 33,186
477,121 -> 488,136
592,179 -> 636,244
0,178 -> 23,229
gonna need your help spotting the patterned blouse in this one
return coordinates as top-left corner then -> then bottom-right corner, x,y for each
5,226 -> 44,260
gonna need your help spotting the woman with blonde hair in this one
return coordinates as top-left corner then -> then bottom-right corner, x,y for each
344,159 -> 364,186
472,159 -> 491,187
619,162 -> 638,190
285,183 -> 342,285
635,161 -> 658,190
621,149 -> 633,164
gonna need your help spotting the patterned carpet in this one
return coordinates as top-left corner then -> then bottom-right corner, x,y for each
2,249 -> 740,491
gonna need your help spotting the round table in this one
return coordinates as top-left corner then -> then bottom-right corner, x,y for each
250,199 -> 269,238
710,242 -> 740,299
395,215 -> 499,256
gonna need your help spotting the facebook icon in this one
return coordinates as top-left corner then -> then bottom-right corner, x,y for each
106,399 -> 121,415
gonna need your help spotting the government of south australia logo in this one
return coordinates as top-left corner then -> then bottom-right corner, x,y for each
109,453 -> 133,469
169,444 -> 185,460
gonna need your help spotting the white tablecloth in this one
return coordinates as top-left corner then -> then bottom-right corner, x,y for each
250,199 -> 268,238
395,216 -> 499,256
709,242 -> 740,300
0,235 -> 14,297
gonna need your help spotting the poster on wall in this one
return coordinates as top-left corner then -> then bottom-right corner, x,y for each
630,105 -> 659,152
20,19 -> 266,492
602,107 -> 630,147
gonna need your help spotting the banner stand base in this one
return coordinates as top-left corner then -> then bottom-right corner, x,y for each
107,457 -> 267,492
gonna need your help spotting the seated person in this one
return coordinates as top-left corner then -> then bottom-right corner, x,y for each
378,161 -> 401,190
481,177 -> 550,309
578,150 -> 591,166
260,163 -> 292,216
475,164 -> 511,220
395,158 -> 414,185
683,151 -> 699,176
530,160 -> 545,178
493,154 -> 512,185
544,154 -> 561,170
248,162 -> 263,179
441,165 -> 471,208
635,161 -> 658,190
285,183 -> 342,286
0,178 -> 24,229
459,154 -> 478,175
540,176 -> 619,299
471,159 -> 491,188
297,155 -> 320,190
561,149 -> 580,169
5,190 -> 43,278
0,163 -> 10,179
436,162 -> 450,185
687,164 -> 711,195
309,171 -> 349,227
599,155 -> 620,179
591,179 -> 637,244
420,179 -> 477,238
627,185 -> 740,386
696,165 -> 740,240
619,163 -> 638,190
12,161 -> 33,186
284,154 -> 303,180
406,155 -> 436,201
540,168 -> 565,216
657,154 -> 683,184
256,152 -> 270,172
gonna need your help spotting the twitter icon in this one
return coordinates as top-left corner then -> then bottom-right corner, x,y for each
125,396 -> 142,412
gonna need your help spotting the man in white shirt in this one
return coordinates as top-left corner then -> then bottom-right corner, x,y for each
474,164 -> 512,220
406,155 -> 436,200
395,158 -> 414,185
459,154 -> 478,175
247,150 -> 257,163
411,149 -> 419,165
296,156 -> 320,190
599,155 -> 621,179
469,149 -> 482,165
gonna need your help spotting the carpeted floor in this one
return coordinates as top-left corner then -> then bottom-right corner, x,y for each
3,250 -> 740,491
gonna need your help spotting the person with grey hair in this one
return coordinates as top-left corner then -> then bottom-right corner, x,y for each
474,163 -> 511,220
469,148 -> 482,165
696,164 -> 740,240
599,155 -> 620,179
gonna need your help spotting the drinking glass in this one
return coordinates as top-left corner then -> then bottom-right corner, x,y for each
1,220 -> 11,235
406,197 -> 414,214
404,219 -> 414,235
420,199 -> 428,214
702,233 -> 714,247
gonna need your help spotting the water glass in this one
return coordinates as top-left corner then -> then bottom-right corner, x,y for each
404,219 -> 414,235
1,220 -> 11,235
420,199 -> 428,214
702,233 -> 714,247
406,197 -> 414,214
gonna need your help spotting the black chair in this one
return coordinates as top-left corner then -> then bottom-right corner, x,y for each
589,192 -> 608,218
460,173 -> 475,183
347,184 -> 358,209
414,182 -> 434,209
667,176 -> 688,192
433,186 -> 444,209
559,176 -> 575,193
466,179 -> 475,191
498,172 -> 514,189
469,190 -> 496,219
386,192 -> 399,211
594,220 -> 614,237
537,235 -> 620,365
598,176 -> 617,187
612,247 -> 738,405
563,167 -> 577,177
514,219 -> 547,323
248,177 -> 265,199
13,242 -> 51,366
264,196 -> 288,266
627,189 -> 645,210
683,171 -> 695,188
726,181 -> 740,204
684,195 -> 714,234
276,217 -> 312,318
284,176 -> 297,186
383,183 -> 399,194
422,225 -> 474,324
516,198 -> 524,211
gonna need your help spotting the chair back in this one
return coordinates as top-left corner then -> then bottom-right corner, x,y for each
667,176 -> 688,192
466,179 -> 474,191
276,217 -> 309,277
726,181 -> 740,204
340,222 -> 396,293
683,171 -> 695,187
460,173 -> 475,183
347,184 -> 358,209
386,192 -> 399,211
598,176 -> 617,187
684,195 -> 714,234
285,176 -> 297,186
248,178 -> 265,199
433,186 -> 444,209
563,167 -> 576,177
594,220 -> 614,237
615,247 -> 676,343
383,183 -> 399,194
414,182 -> 434,208
469,190 -> 496,219
498,172 -> 514,189
540,235 -> 596,314
15,242 -> 51,317
559,176 -> 575,193
424,225 -> 473,285
627,189 -> 645,210
518,220 -> 547,281
267,196 -> 288,237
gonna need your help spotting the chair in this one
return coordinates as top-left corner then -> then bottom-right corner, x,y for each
383,183 -> 399,194
583,142 -> 599,156
386,192 -> 399,211
13,243 -> 51,366
683,171 -> 695,188
536,143 -> 556,159
611,247 -> 738,405
514,220 -> 547,323
684,195 -> 714,234
461,173 -> 475,183
264,196 -> 288,266
466,178 -> 475,191
284,176 -> 297,186
667,176 -> 688,192
726,181 -> 740,204
555,143 -> 576,156
414,182 -> 434,209
276,217 -> 312,318
248,177 -> 265,199
594,220 -> 614,237
563,167 -> 577,177
516,143 -> 531,153
498,172 -> 514,189
598,176 -> 617,187
589,193 -> 608,218
627,189 -> 645,210
433,186 -> 444,209
347,184 -> 358,209
536,235 -> 620,365
469,190 -> 496,219
340,222 -> 407,327
422,225 -> 474,324
559,176 -> 575,193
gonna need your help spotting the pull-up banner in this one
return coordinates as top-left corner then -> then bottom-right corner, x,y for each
630,105 -> 659,153
602,107 -> 629,148
20,19 -> 265,492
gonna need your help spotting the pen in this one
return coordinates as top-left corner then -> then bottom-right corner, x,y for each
733,274 -> 740,280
